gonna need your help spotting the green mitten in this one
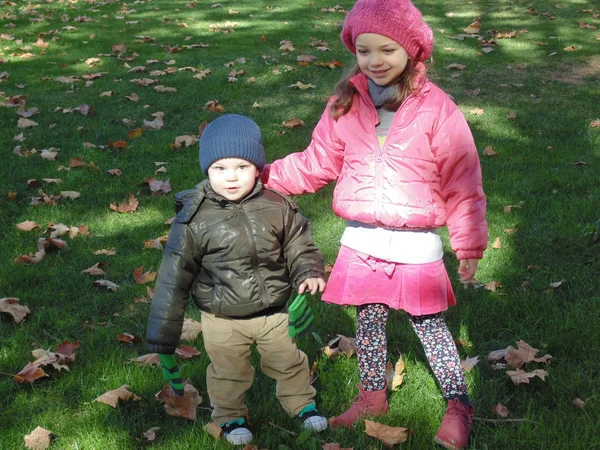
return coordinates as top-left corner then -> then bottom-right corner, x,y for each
158,354 -> 184,396
288,293 -> 314,338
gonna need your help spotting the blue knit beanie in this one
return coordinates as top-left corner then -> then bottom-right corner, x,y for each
199,114 -> 265,174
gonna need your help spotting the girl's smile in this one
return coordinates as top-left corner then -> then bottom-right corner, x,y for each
355,33 -> 409,86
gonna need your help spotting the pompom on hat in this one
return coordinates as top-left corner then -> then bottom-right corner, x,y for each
199,114 -> 265,174
341,0 -> 434,62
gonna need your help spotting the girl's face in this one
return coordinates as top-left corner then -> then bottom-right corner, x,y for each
355,33 -> 409,86
208,157 -> 259,202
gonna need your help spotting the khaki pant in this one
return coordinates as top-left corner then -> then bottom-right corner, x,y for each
201,311 -> 316,424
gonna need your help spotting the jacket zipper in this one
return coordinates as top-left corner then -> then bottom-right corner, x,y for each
372,93 -> 416,222
238,203 -> 269,308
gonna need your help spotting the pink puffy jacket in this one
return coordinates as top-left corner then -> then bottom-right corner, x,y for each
265,72 -> 488,260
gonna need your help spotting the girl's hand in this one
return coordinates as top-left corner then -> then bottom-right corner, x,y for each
458,259 -> 479,281
298,277 -> 326,295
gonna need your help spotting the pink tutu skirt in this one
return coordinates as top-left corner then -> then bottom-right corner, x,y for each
321,245 -> 456,316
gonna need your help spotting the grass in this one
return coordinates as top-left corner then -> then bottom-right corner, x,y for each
1,0 -> 599,448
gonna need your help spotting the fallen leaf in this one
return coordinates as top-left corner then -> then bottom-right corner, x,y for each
590,119 -> 600,128
95,384 -> 141,407
81,263 -> 106,276
94,279 -> 119,291
60,191 -> 81,200
142,427 -> 160,441
470,108 -> 484,116
24,426 -> 52,450
155,380 -> 202,420
483,146 -> 497,156
181,318 -> 203,341
506,369 -> 548,385
130,353 -> 161,366
175,345 -> 201,359
94,248 -> 116,256
110,193 -> 139,213
15,362 -> 49,384
133,266 -> 157,284
282,118 -> 304,129
492,237 -> 502,249
204,421 -> 223,439
573,398 -> 585,409
116,333 -> 141,344
0,297 -> 31,323
492,403 -> 509,418
461,356 -> 480,371
386,356 -> 405,391
16,220 -> 41,231
18,118 -> 38,128
364,420 -> 408,446
144,111 -> 164,130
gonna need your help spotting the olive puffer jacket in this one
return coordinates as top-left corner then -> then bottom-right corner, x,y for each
146,179 -> 324,354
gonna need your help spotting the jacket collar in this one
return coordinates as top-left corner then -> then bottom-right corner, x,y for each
349,62 -> 430,104
202,178 -> 264,206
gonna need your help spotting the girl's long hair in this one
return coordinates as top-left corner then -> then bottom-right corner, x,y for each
330,59 -> 420,120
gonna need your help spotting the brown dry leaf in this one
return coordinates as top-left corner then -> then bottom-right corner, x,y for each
483,146 -> 497,156
204,100 -> 224,112
492,403 -> 509,418
81,263 -> 106,276
507,110 -> 517,119
385,356 -> 405,391
174,135 -> 199,147
24,426 -> 52,450
564,45 -> 577,51
116,332 -> 141,344
461,356 -> 479,372
133,266 -> 157,284
505,340 -> 552,369
95,384 -> 141,408
589,119 -> 600,128
444,63 -> 466,70
175,345 -> 201,359
144,111 -> 165,130
125,93 -> 142,102
322,445 -> 354,450
60,191 -> 81,200
94,248 -> 116,256
156,380 -> 202,420
107,169 -> 122,177
282,118 -> 304,129
110,193 -> 139,213
130,353 -> 161,366
204,421 -> 223,439
16,220 -> 41,231
463,19 -> 481,34
155,85 -> 177,93
15,362 -> 49,384
0,297 -> 31,323
364,420 -> 409,446
142,427 -> 160,441
14,238 -> 47,264
470,108 -> 484,116
289,81 -> 316,90
181,318 -> 203,341
18,118 -> 38,128
55,340 -> 80,358
94,279 -> 119,291
492,237 -> 502,249
506,369 -> 548,385
487,348 -> 509,361
128,127 -> 143,139
573,398 -> 585,409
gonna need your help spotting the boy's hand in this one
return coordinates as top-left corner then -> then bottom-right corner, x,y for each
458,259 -> 479,281
158,354 -> 184,396
298,277 -> 326,295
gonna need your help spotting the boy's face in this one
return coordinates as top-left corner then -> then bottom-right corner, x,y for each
207,157 -> 259,202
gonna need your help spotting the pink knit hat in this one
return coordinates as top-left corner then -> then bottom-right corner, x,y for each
341,0 -> 434,62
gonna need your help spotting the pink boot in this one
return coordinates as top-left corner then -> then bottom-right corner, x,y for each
433,398 -> 475,450
329,385 -> 389,428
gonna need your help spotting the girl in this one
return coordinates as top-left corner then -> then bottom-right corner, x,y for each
262,0 -> 487,448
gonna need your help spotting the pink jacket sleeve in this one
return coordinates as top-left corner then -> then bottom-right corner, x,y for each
264,101 -> 345,195
433,108 -> 488,260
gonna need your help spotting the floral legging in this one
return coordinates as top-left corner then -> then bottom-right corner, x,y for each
357,303 -> 468,402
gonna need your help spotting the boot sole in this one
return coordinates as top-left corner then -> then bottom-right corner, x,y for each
433,435 -> 464,450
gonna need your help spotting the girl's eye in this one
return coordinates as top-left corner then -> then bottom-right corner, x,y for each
239,165 -> 248,170
357,50 -> 368,55
383,49 -> 394,54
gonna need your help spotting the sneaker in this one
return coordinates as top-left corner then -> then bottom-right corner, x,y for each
299,404 -> 328,432
221,418 -> 253,445
433,398 -> 475,450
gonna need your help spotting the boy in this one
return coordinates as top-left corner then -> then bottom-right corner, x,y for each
146,114 -> 328,445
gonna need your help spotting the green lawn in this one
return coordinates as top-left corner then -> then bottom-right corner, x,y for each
1,0 -> 599,448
